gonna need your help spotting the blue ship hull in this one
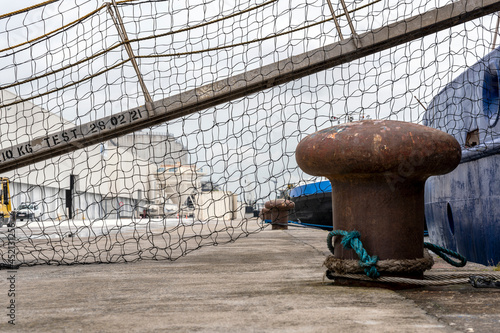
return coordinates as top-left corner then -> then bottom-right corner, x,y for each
424,46 -> 500,266
425,155 -> 500,266
289,181 -> 333,230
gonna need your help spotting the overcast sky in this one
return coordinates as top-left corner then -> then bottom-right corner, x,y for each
1,0 -> 499,203
1,1 -> 43,15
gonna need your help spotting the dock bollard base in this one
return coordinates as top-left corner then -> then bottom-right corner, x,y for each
264,199 -> 295,230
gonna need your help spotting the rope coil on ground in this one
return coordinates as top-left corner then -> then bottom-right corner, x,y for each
324,250 -> 434,276
323,229 -> 497,286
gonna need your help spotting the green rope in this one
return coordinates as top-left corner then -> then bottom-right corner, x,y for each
423,242 -> 467,267
327,230 -> 380,279
327,230 -> 468,279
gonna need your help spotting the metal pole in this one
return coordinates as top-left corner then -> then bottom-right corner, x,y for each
493,12 -> 500,50
339,0 -> 357,36
108,1 -> 154,110
325,0 -> 344,40
413,95 -> 428,111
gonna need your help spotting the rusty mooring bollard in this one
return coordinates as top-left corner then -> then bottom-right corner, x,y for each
295,120 -> 461,270
264,199 -> 295,230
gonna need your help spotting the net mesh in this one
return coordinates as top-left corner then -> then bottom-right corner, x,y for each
0,0 -> 499,266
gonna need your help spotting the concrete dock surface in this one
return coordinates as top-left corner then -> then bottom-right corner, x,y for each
1,226 -> 499,332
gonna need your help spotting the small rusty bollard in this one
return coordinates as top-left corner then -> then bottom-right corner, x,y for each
260,207 -> 271,221
295,120 -> 461,274
264,199 -> 295,230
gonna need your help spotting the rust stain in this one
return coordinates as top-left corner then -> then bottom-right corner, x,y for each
373,134 -> 383,151
409,132 -> 415,144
